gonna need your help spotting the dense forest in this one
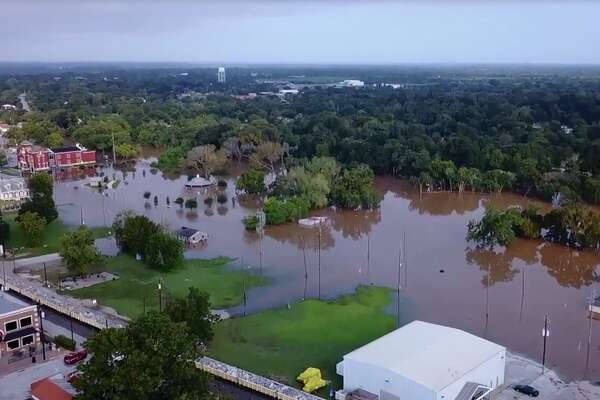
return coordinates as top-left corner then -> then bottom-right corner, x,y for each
2,65 -> 600,205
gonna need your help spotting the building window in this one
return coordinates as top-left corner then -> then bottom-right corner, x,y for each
7,339 -> 20,350
21,335 -> 34,346
5,320 -> 17,332
20,316 -> 32,328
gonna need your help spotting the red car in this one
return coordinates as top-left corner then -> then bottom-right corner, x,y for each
64,350 -> 87,365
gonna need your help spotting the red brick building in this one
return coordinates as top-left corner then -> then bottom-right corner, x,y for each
0,294 -> 40,359
17,142 -> 96,173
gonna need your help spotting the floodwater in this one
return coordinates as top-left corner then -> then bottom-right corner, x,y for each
53,159 -> 600,382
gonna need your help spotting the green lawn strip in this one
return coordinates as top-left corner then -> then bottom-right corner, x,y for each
5,214 -> 111,257
208,286 -> 396,392
69,254 -> 267,318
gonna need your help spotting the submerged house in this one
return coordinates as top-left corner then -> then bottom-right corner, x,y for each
336,321 -> 506,400
176,227 -> 209,245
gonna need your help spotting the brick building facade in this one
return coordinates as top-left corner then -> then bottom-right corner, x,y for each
17,142 -> 96,173
0,294 -> 40,359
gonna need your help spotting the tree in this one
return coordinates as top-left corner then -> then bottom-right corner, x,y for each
466,206 -> 521,248
47,132 -> 64,148
74,312 -> 208,400
0,211 -> 10,246
60,226 -> 101,276
73,115 -> 132,152
144,231 -> 184,271
19,211 -> 45,247
165,287 -> 218,344
236,169 -> 266,194
19,173 -> 58,223
114,213 -> 160,256
249,141 -> 285,174
115,143 -> 139,162
186,145 -> 227,179
0,150 -> 7,167
330,165 -> 381,209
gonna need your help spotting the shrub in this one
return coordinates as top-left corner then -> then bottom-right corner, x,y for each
143,191 -> 151,199
54,334 -> 76,351
263,196 -> 310,225
217,179 -> 228,188
237,169 -> 266,194
174,197 -> 184,205
242,215 -> 258,230
217,194 -> 228,204
203,197 -> 214,207
185,198 -> 198,209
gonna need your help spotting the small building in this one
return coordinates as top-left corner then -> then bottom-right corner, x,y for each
31,374 -> 75,400
339,80 -> 365,88
185,175 -> 216,188
336,321 -> 506,400
1,104 -> 17,111
0,174 -> 30,210
176,227 -> 208,245
0,293 -> 40,359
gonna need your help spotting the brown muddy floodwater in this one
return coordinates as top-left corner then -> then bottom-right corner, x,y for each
54,160 -> 600,382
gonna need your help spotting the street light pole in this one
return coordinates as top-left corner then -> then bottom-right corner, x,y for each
157,281 -> 162,312
38,304 -> 46,361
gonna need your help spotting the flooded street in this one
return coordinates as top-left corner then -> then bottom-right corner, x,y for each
54,160 -> 600,382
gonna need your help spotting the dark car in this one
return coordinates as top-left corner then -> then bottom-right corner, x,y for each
64,350 -> 87,365
513,385 -> 539,397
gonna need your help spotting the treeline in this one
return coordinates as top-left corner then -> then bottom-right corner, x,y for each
467,203 -> 600,250
5,68 -> 600,204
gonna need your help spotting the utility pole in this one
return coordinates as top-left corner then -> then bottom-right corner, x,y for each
38,304 -> 46,361
157,281 -> 162,312
519,265 -> 526,321
111,130 -> 116,166
70,314 -> 75,346
403,232 -> 407,289
302,236 -> 308,300
542,313 -> 550,374
367,233 -> 371,285
485,262 -> 490,334
242,278 -> 247,316
43,263 -> 47,287
396,244 -> 402,328
317,224 -> 322,300
586,289 -> 596,372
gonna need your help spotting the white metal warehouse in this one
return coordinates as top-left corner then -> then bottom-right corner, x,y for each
336,321 -> 506,400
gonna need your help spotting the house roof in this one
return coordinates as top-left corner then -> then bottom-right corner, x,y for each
343,321 -> 505,392
31,376 -> 73,400
177,226 -> 199,238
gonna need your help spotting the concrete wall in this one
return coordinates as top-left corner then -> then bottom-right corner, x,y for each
437,350 -> 506,400
341,358 -> 435,400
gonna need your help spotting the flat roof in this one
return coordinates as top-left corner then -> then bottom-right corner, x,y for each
0,292 -> 31,315
343,321 -> 505,392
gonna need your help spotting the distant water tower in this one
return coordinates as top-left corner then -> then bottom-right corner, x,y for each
217,67 -> 226,83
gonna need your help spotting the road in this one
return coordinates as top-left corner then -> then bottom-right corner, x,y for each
18,93 -> 30,112
0,357 -> 75,400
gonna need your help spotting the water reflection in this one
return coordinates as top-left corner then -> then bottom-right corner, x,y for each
329,208 -> 381,240
466,247 -> 519,287
539,244 -> 600,289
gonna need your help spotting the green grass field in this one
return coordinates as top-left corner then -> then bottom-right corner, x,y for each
69,255 -> 267,318
208,286 -> 396,390
5,214 -> 111,257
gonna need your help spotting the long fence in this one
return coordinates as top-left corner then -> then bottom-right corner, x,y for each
197,357 -> 324,400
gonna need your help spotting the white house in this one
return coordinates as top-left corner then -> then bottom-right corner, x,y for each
176,227 -> 209,245
336,321 -> 506,400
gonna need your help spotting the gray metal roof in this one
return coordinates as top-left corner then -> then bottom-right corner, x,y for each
177,226 -> 199,238
0,292 -> 30,315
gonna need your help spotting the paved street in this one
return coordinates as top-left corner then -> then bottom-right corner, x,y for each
0,357 -> 75,400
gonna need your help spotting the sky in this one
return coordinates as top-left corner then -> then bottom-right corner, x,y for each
1,0 -> 599,64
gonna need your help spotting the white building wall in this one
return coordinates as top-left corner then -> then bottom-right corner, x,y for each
437,350 -> 506,400
342,359 -> 436,400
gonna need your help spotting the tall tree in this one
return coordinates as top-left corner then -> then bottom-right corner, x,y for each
60,226 -> 101,276
74,312 -> 208,400
186,145 -> 227,179
19,211 -> 45,247
165,287 -> 218,345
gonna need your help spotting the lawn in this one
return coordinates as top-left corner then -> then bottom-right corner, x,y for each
69,255 -> 268,318
208,286 -> 396,391
5,214 -> 111,257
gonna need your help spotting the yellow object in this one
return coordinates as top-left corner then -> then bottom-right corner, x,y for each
297,367 -> 327,393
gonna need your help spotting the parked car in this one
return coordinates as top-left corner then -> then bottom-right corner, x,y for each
64,350 -> 87,365
513,385 -> 539,397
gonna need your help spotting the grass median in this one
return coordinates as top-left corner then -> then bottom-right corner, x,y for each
69,254 -> 267,318
208,286 -> 396,391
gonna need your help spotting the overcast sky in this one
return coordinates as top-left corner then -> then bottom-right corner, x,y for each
1,0 -> 599,64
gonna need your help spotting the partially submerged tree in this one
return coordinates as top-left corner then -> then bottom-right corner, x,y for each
186,144 -> 227,179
